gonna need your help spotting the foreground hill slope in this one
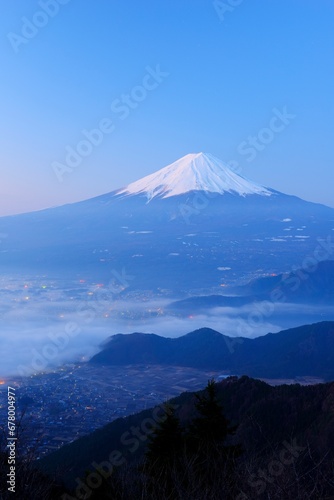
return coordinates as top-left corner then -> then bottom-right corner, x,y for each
37,375 -> 334,495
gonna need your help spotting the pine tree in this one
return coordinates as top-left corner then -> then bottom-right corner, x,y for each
141,384 -> 242,498
186,379 -> 242,497
190,378 -> 235,445
142,404 -> 185,497
145,403 -> 184,468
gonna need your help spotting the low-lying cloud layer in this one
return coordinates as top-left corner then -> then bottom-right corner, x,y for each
1,275 -> 333,376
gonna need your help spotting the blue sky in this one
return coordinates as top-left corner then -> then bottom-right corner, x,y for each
1,0 -> 333,215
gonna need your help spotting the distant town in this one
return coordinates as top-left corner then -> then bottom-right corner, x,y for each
0,363 -> 225,459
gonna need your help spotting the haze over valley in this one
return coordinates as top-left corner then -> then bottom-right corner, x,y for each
1,3 -> 333,498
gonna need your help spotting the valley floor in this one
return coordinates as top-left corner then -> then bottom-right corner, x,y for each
0,363 -> 226,458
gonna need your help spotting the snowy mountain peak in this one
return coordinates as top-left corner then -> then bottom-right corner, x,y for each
117,152 -> 272,200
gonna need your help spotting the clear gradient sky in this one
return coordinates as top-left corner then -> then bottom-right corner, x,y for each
1,0 -> 333,216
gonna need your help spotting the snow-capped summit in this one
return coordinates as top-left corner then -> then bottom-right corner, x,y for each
117,152 -> 272,200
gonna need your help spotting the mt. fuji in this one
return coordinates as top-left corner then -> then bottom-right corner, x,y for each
0,153 -> 333,291
117,152 -> 272,200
